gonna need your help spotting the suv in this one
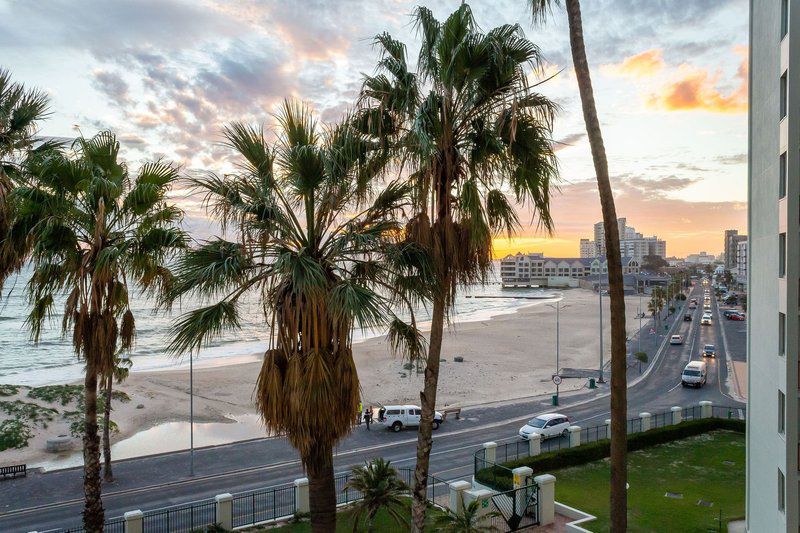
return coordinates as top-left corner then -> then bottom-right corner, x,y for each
702,344 -> 716,358
378,405 -> 443,432
670,334 -> 684,345
519,413 -> 571,440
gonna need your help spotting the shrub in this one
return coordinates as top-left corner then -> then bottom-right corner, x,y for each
476,418 -> 745,490
28,384 -> 84,406
0,419 -> 32,451
0,384 -> 20,397
0,399 -> 58,426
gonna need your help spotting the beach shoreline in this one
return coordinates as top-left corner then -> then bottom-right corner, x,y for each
1,288 -> 649,469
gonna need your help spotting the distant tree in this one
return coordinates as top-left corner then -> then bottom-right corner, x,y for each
703,263 -> 715,274
634,351 -> 648,373
641,254 -> 668,272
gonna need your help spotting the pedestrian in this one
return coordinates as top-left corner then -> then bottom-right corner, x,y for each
357,401 -> 363,425
364,408 -> 372,430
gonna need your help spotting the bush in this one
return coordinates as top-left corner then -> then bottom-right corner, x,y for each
476,418 -> 745,490
0,399 -> 58,426
0,419 -> 32,451
28,384 -> 84,406
0,384 -> 20,397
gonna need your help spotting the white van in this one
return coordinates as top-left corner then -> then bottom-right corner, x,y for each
377,405 -> 444,432
681,361 -> 707,387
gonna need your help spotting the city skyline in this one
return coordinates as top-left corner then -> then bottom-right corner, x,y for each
0,0 -> 748,257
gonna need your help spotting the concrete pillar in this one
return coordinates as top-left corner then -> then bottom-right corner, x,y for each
215,493 -> 233,530
124,510 -> 143,533
294,477 -> 310,514
568,425 -> 581,447
671,406 -> 682,425
448,480 -> 472,513
639,412 -> 651,432
513,466 -> 534,516
534,474 -> 556,526
605,419 -> 612,440
699,400 -> 713,419
483,441 -> 497,464
463,488 -> 494,520
528,433 -> 541,456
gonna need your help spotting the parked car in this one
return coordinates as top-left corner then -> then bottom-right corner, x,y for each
722,310 -> 738,318
729,312 -> 746,321
681,361 -> 707,387
702,344 -> 716,358
670,334 -> 684,345
683,314 -> 692,321
519,413 -> 571,440
378,405 -> 443,432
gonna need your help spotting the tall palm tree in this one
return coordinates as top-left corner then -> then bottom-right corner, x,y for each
0,68 -> 51,287
356,6 -> 559,530
344,458 -> 408,532
102,353 -> 132,482
5,132 -> 186,531
167,101 -> 421,532
434,499 -> 500,533
527,1 -> 628,528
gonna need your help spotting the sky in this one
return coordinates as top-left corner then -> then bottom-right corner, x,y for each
0,0 -> 748,258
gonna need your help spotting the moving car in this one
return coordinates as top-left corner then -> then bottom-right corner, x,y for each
378,405 -> 443,432
683,313 -> 692,321
702,344 -> 716,358
519,413 -> 571,440
701,313 -> 712,325
681,361 -> 707,387
670,334 -> 684,345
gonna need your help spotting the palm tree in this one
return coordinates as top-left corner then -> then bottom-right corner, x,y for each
356,6 -> 558,529
102,353 -> 132,482
344,458 -> 408,532
5,132 -> 186,531
167,101 -> 421,532
0,68 -> 51,286
434,499 -> 500,533
527,1 -> 628,528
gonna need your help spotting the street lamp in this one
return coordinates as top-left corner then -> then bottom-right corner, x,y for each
189,353 -> 195,477
598,274 -> 606,383
546,299 -> 571,404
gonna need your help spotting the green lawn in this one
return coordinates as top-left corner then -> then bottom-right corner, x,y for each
553,430 -> 745,532
255,500 -> 446,532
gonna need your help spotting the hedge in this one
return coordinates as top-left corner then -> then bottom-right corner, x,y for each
475,418 -> 745,490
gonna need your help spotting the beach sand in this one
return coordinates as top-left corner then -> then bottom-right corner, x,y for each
1,288 -> 648,467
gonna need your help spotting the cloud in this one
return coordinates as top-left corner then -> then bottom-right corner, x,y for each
601,49 -> 665,78
715,153 -> 747,165
623,175 -> 698,194
91,70 -> 131,106
645,46 -> 748,113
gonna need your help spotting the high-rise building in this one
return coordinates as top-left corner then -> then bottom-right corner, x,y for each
593,218 -> 627,256
579,238 -> 595,258
736,240 -> 748,284
747,2 -> 799,530
590,218 -> 665,261
724,229 -> 747,270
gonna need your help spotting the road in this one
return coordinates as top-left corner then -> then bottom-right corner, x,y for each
0,282 -> 745,532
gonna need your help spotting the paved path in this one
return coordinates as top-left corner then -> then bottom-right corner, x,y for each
0,283 -> 744,532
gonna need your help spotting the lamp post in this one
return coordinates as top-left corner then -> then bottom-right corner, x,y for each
598,275 -> 605,383
189,353 -> 194,477
546,299 -> 570,403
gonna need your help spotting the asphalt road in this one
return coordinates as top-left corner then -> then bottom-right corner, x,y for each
0,282 -> 745,532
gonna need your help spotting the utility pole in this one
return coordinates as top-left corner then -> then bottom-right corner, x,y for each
189,354 -> 194,477
598,276 -> 605,383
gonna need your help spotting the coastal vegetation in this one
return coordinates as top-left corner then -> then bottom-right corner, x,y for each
357,5 -> 559,529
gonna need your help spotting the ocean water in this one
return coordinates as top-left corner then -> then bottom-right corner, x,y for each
0,265 -> 557,386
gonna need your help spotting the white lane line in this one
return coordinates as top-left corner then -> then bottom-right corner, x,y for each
667,381 -> 683,393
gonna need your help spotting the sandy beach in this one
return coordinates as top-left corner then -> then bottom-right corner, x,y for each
1,288 -> 647,467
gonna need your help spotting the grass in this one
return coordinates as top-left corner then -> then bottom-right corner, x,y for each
249,500 -> 447,532
553,430 -> 744,532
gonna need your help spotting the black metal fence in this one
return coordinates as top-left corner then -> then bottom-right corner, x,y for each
232,482 -> 296,528
474,404 -> 746,485
141,500 -> 217,533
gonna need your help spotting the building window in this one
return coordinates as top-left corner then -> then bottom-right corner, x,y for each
780,152 -> 787,198
779,312 -> 786,356
782,0 -> 789,39
778,469 -> 786,513
781,72 -> 788,120
780,233 -> 787,277
778,390 -> 786,434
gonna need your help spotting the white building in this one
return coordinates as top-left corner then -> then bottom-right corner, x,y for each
747,1 -> 799,530
685,251 -> 716,265
590,218 -> 666,261
498,252 -> 640,287
736,240 -> 748,284
579,238 -> 595,258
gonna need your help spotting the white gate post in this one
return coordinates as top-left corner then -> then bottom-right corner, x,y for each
534,474 -> 556,526
639,412 -> 652,432
605,419 -> 612,440
483,441 -> 497,464
528,433 -> 541,456
294,477 -> 310,514
215,493 -> 233,530
448,480 -> 472,513
124,510 -> 143,533
671,406 -> 682,425
568,425 -> 581,447
699,400 -> 713,418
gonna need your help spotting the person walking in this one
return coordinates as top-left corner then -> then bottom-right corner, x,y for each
364,407 -> 372,431
357,401 -> 363,425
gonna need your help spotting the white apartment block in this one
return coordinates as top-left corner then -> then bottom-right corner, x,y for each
748,1 -> 800,530
737,240 -> 748,283
498,252 -> 640,288
685,251 -> 716,265
579,238 -> 595,258
590,218 -> 666,261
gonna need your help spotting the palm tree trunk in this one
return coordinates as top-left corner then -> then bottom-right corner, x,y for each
306,441 -> 336,532
102,375 -> 113,482
410,293 -> 445,533
83,368 -> 105,532
564,1 -> 627,530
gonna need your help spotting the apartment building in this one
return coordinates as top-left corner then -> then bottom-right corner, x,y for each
590,218 -> 666,261
737,240 -> 748,285
498,252 -> 640,287
747,1 -> 800,530
579,238 -> 595,258
725,229 -> 747,270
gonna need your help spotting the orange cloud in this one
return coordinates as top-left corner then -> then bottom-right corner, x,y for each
602,48 -> 665,78
645,47 -> 748,113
